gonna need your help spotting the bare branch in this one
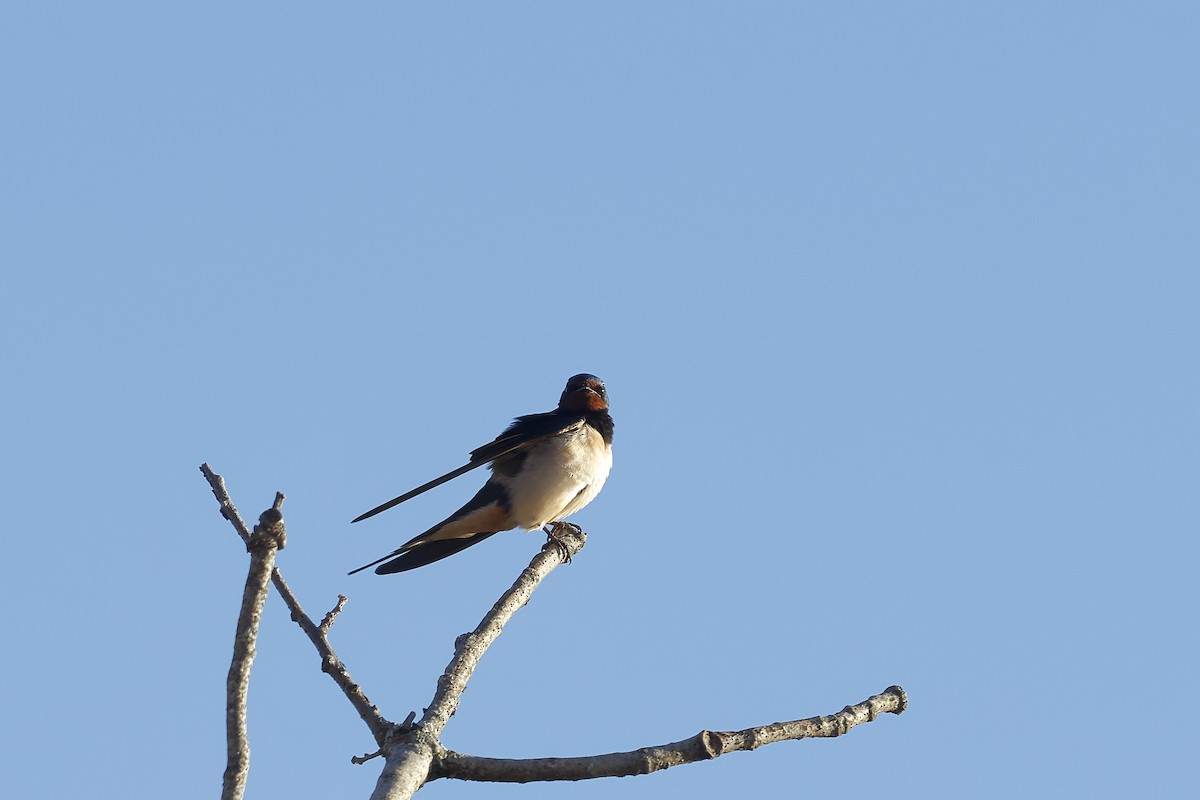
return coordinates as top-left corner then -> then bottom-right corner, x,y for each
201,466 -> 908,797
221,502 -> 287,800
369,739 -> 435,800
354,748 -> 385,766
366,529 -> 587,800
201,463 -> 253,543
435,685 -> 908,783
320,595 -> 348,634
421,527 -> 586,736
200,463 -> 392,746
277,580 -> 392,745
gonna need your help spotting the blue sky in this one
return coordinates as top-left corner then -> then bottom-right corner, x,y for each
2,3 -> 1196,798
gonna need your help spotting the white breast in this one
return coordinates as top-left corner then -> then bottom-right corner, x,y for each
507,423 -> 612,530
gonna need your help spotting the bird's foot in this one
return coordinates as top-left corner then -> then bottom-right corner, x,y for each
543,521 -> 581,563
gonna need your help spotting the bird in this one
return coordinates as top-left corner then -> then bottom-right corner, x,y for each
349,374 -> 614,575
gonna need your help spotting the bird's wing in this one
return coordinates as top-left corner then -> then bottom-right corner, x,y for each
350,412 -> 585,524
467,411 -> 585,464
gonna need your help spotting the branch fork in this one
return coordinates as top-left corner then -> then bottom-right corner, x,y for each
201,463 -> 906,800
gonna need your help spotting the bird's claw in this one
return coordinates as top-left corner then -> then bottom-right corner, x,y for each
543,521 -> 580,563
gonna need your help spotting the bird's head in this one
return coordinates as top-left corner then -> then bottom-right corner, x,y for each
559,373 -> 609,412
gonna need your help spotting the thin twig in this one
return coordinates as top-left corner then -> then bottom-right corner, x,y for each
435,685 -> 908,783
353,748 -> 386,766
221,502 -> 287,800
201,463 -> 253,543
200,463 -> 392,745
320,595 -> 348,634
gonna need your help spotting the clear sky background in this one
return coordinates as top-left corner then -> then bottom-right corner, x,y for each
2,3 -> 1196,798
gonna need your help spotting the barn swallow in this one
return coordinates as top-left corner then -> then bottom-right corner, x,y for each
349,374 -> 614,575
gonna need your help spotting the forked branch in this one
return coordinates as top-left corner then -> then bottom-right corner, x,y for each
201,464 -> 390,745
201,465 -> 907,800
